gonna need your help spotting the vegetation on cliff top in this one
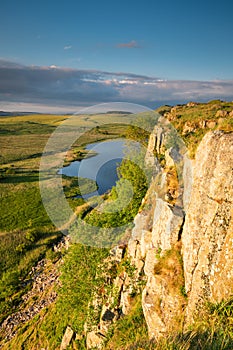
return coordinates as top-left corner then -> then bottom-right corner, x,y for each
156,99 -> 233,157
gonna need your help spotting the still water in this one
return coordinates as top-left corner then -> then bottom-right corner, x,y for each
59,140 -> 125,197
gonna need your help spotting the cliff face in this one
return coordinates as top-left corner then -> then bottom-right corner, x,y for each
84,127 -> 233,348
127,123 -> 188,339
74,125 -> 233,349
182,131 -> 233,320
125,129 -> 233,339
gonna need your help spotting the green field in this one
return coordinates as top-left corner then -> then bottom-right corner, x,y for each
0,112 -> 137,328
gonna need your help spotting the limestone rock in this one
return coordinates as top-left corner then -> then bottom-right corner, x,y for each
86,331 -> 105,350
140,230 -> 152,259
128,211 -> 151,261
165,147 -> 181,168
142,274 -> 185,340
154,126 -> 165,154
199,120 -> 206,129
217,117 -> 225,125
139,198 -> 185,338
206,120 -> 216,129
215,110 -> 228,117
142,276 -> 166,339
60,326 -> 74,350
145,132 -> 156,166
182,153 -> 193,212
182,121 -> 197,135
151,199 -> 184,252
182,131 -> 233,321
120,285 -> 133,315
187,102 -> 198,107
109,246 -> 124,262
144,248 -> 158,276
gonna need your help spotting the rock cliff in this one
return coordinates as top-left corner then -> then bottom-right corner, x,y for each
84,127 -> 233,347
134,129 -> 233,339
182,131 -> 233,321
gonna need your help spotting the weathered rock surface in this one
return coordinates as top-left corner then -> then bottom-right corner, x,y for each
151,199 -> 184,252
182,131 -> 233,321
86,330 -> 105,350
182,121 -> 197,135
142,272 -> 185,340
127,130 -> 233,338
216,110 -> 228,117
60,326 -> 74,350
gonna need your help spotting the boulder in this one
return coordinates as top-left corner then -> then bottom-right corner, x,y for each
86,331 -> 105,349
60,326 -> 74,350
182,121 -> 197,135
199,120 -> 206,129
187,102 -> 197,107
215,110 -> 228,118
206,120 -> 216,129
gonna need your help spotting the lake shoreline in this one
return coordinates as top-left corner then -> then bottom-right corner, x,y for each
59,139 -> 125,197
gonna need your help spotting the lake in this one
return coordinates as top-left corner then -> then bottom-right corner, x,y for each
59,140 -> 125,198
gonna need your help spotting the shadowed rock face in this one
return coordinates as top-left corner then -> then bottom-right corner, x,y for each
182,131 -> 233,321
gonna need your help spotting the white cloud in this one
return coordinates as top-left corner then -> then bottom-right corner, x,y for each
1,60 -> 233,112
119,80 -> 138,85
64,45 -> 72,50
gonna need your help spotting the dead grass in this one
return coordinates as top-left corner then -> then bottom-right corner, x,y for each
154,243 -> 185,296
165,166 -> 179,205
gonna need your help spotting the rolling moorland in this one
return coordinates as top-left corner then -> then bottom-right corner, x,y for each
0,100 -> 233,349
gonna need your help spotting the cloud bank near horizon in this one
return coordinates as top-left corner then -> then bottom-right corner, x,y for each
0,59 -> 233,113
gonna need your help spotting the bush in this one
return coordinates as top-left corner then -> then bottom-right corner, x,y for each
25,228 -> 38,242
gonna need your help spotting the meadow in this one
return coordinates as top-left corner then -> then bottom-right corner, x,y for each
0,112 -> 136,326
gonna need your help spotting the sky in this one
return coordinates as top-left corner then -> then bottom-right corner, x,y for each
1,0 -> 233,112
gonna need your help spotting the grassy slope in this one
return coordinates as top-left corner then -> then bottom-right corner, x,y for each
158,100 -> 233,157
0,112 -> 133,334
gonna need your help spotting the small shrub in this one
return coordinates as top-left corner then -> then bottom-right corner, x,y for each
25,228 -> 38,242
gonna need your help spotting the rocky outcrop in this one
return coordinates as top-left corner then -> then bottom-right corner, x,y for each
0,259 -> 59,344
120,130 -> 233,339
216,110 -> 228,118
60,326 -> 75,350
78,128 -> 232,345
182,131 -> 233,321
126,121 -> 189,339
0,236 -> 70,345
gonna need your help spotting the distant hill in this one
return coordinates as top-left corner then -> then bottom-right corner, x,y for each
0,111 -> 41,116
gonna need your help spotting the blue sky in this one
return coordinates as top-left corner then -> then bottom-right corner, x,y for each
1,0 -> 233,112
